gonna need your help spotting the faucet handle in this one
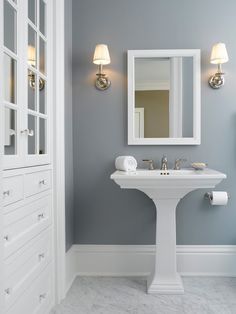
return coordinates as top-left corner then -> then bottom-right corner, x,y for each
142,159 -> 155,170
174,158 -> 187,170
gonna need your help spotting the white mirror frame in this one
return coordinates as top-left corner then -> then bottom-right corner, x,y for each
127,49 -> 201,145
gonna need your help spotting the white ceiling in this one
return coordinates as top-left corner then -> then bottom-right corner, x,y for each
135,58 -> 170,91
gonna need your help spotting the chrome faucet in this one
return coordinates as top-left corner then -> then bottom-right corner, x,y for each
174,158 -> 187,170
143,159 -> 155,170
161,156 -> 168,171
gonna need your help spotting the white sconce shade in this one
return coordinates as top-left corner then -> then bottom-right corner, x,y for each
209,42 -> 229,89
28,45 -> 36,67
93,44 -> 111,65
210,43 -> 229,65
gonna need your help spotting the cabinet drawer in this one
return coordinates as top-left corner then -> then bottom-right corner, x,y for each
25,170 -> 51,198
4,229 -> 52,310
3,175 -> 24,206
6,263 -> 53,314
3,196 -> 52,258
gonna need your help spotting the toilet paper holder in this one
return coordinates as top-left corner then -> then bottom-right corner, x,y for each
204,192 -> 230,201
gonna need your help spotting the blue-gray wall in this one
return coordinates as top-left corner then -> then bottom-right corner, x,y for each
71,0 -> 236,245
65,0 -> 74,251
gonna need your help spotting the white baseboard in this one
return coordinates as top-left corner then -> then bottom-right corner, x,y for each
65,246 -> 78,295
65,244 -> 236,294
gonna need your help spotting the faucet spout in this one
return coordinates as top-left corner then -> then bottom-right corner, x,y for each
161,156 -> 168,171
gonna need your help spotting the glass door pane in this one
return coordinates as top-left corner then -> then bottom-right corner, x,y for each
39,0 -> 46,35
28,115 -> 37,154
28,25 -> 37,68
28,0 -> 37,25
4,53 -> 17,104
39,37 -> 46,74
28,69 -> 37,110
4,0 -> 16,53
4,108 -> 17,155
39,118 -> 46,154
39,77 -> 46,114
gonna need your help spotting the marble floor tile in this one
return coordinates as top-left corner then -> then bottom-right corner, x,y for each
51,277 -> 236,314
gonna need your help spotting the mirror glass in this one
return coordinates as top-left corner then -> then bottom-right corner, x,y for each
128,50 -> 200,145
135,57 -> 193,138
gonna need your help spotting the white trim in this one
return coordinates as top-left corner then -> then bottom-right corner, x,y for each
53,0 -> 66,304
65,245 -> 236,292
65,245 -> 77,296
127,49 -> 201,145
0,0 -> 4,310
169,57 -> 183,138
134,108 -> 144,138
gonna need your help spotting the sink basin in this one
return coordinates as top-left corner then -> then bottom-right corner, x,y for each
111,167 -> 225,178
111,168 -> 226,294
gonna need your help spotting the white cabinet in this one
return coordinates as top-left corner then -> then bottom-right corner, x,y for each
1,1 -> 54,314
3,175 -> 24,206
4,228 -> 52,310
2,166 -> 53,314
3,0 -> 53,170
6,263 -> 53,314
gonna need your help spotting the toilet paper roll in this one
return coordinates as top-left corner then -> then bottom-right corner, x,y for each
210,191 -> 228,206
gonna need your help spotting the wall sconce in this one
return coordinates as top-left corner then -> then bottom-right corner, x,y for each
209,42 -> 229,89
93,44 -> 111,90
28,45 -> 45,91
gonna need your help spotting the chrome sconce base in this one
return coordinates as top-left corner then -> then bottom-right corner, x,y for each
28,71 -> 45,91
209,72 -> 225,89
95,73 -> 111,90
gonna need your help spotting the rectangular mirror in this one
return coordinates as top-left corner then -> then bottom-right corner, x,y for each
128,49 -> 201,145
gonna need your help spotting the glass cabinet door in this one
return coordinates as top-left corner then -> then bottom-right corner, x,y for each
26,0 -> 49,165
2,0 -> 51,168
3,0 -> 22,168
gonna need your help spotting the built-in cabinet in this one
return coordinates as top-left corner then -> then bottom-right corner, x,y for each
1,1 -> 54,313
3,0 -> 52,170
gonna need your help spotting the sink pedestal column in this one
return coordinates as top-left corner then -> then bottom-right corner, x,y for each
147,198 -> 184,294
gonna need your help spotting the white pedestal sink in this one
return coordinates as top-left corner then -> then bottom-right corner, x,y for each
111,168 -> 226,294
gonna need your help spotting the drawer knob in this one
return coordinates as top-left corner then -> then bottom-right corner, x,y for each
5,288 -> 11,296
21,129 -> 34,137
38,253 -> 45,261
39,179 -> 47,185
3,190 -> 10,197
39,293 -> 47,302
4,235 -> 10,242
38,213 -> 45,221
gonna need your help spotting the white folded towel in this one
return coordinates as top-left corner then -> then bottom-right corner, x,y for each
115,156 -> 137,172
